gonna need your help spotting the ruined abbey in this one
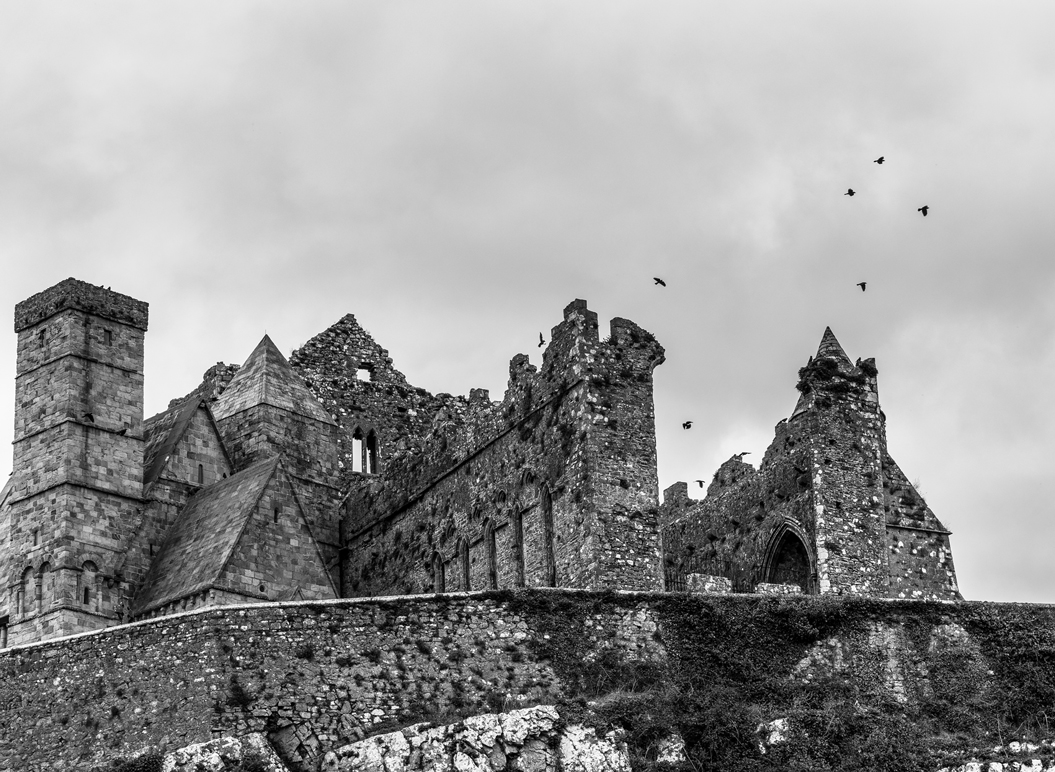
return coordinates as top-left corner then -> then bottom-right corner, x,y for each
0,278 -> 958,649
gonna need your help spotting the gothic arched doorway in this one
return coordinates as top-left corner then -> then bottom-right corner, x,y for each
765,528 -> 813,592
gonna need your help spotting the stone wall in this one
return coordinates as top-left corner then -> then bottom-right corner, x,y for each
3,592 -> 1055,771
662,329 -> 960,601
342,300 -> 666,598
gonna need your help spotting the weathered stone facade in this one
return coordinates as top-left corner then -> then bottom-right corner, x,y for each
0,280 -> 674,650
661,327 -> 959,600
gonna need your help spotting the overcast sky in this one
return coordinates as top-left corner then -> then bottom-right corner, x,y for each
1,2 -> 1053,603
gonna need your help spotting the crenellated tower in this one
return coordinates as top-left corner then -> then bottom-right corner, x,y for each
2,279 -> 148,644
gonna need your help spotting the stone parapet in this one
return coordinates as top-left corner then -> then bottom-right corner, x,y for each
14,278 -> 148,332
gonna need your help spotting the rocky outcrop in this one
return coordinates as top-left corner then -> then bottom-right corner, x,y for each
320,705 -> 631,772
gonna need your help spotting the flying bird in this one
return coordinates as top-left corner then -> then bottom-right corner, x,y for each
857,282 -> 867,292
82,412 -> 95,423
733,451 -> 751,460
538,333 -> 544,348
874,157 -> 885,165
115,427 -> 127,436
694,480 -> 706,488
682,421 -> 693,429
653,277 -> 666,287
918,205 -> 929,216
845,189 -> 855,196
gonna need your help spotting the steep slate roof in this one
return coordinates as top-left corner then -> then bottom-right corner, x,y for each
132,457 -> 280,614
141,397 -> 207,487
211,334 -> 335,424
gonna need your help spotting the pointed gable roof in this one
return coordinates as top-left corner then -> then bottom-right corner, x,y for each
131,457 -> 280,615
141,397 -> 230,488
815,326 -> 852,366
211,334 -> 335,425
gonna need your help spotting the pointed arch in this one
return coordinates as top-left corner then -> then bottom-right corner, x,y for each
431,551 -> 445,594
540,487 -> 556,587
512,510 -> 526,587
351,428 -> 364,473
762,521 -> 815,593
482,519 -> 498,590
458,539 -> 470,591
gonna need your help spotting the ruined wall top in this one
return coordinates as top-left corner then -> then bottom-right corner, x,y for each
14,278 -> 149,333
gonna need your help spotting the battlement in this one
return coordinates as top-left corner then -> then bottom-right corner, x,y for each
14,278 -> 149,332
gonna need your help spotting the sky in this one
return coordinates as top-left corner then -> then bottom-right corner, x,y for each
0,2 -> 1053,603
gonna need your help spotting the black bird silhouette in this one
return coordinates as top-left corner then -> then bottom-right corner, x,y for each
82,412 -> 94,423
115,427 -> 127,436
682,421 -> 693,430
694,479 -> 706,488
918,205 -> 929,216
538,333 -> 544,348
874,156 -> 885,165
857,282 -> 867,292
653,277 -> 666,287
733,451 -> 751,460
845,189 -> 855,196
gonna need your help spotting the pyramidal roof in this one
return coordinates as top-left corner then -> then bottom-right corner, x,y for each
815,326 -> 852,365
212,334 -> 335,424
131,457 -> 280,614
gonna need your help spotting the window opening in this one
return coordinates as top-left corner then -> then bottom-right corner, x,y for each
273,506 -> 280,524
356,367 -> 372,383
459,540 -> 470,591
541,488 -> 556,587
366,431 -> 379,474
83,587 -> 91,605
513,512 -> 526,587
484,521 -> 497,589
432,552 -> 445,593
197,464 -> 204,485
351,429 -> 364,473
38,329 -> 46,347
103,329 -> 113,345
32,529 -> 38,547
0,617 -> 7,649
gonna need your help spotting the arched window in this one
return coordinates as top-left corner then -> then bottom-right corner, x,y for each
431,552 -> 445,594
541,488 -> 556,587
18,567 -> 33,615
483,520 -> 498,590
765,527 -> 813,592
459,539 -> 470,591
197,464 -> 204,485
512,511 -> 526,588
366,431 -> 379,474
82,561 -> 98,611
37,563 -> 51,610
351,428 -> 364,473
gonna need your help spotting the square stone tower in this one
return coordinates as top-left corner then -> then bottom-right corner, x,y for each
3,279 -> 148,644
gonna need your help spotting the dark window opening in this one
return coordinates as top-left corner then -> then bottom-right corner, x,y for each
83,588 -> 91,605
32,529 -> 38,547
197,464 -> 204,485
366,431 -> 379,474
484,522 -> 497,590
273,507 -> 280,524
38,329 -> 46,347
103,329 -> 113,345
541,488 -> 556,587
459,540 -> 470,591
0,616 -> 7,648
513,512 -> 526,588
432,552 -> 445,593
